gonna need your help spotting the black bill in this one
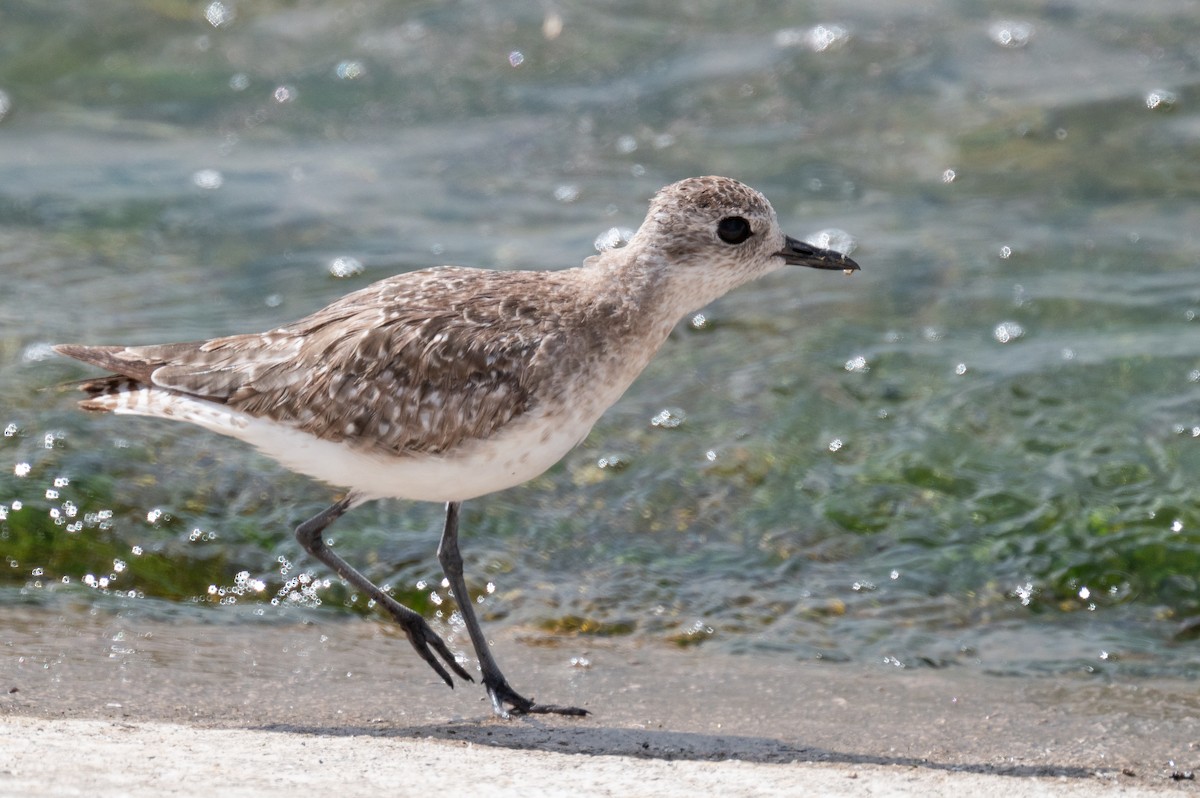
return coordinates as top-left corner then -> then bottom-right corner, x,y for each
777,235 -> 861,272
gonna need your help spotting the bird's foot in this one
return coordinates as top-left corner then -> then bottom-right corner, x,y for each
484,675 -> 588,719
380,596 -> 474,688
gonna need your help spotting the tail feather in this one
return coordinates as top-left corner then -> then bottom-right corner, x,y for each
54,341 -> 254,405
54,343 -> 168,412
53,343 -> 166,384
75,376 -> 147,410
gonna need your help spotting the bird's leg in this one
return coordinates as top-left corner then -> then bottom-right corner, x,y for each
293,494 -> 473,688
436,501 -> 588,718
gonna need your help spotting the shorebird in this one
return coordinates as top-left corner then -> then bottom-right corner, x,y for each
55,176 -> 859,717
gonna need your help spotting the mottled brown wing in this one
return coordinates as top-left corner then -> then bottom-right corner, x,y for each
149,268 -> 569,455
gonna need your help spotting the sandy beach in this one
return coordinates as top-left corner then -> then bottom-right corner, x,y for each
1,606 -> 1195,796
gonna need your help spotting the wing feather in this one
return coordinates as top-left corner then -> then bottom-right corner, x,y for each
58,267 -> 577,456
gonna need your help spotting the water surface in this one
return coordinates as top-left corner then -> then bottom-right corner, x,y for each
1,1 -> 1199,681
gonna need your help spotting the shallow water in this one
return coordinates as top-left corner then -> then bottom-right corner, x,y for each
1,1 -> 1199,680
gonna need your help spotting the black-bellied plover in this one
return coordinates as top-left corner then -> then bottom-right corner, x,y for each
55,176 -> 859,717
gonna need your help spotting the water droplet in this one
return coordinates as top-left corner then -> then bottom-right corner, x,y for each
204,1 -> 235,28
507,50 -> 524,68
988,20 -> 1033,48
13,462 -> 30,477
806,228 -> 856,257
844,355 -> 869,373
335,60 -> 365,81
593,227 -> 633,253
553,184 -> 579,203
809,23 -> 850,52
993,321 -> 1024,343
650,408 -> 686,429
229,73 -> 250,92
1145,89 -> 1177,111
328,256 -> 363,278
597,453 -> 630,471
192,169 -> 223,190
23,343 -> 58,364
273,85 -> 297,103
776,23 -> 850,53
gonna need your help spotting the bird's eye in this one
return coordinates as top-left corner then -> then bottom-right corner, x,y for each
716,216 -> 752,245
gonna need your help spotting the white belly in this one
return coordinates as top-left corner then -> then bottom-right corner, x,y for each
101,388 -> 597,502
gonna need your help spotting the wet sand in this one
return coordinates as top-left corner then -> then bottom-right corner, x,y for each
1,605 -> 1196,795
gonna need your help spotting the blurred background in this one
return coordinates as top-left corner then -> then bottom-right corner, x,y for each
2,0 -> 1199,681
